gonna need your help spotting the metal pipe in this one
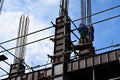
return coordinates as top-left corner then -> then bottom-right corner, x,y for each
81,0 -> 84,24
65,0 -> 69,15
62,0 -> 64,11
60,0 -> 69,16
83,0 -> 87,25
60,0 -> 64,16
87,0 -> 92,25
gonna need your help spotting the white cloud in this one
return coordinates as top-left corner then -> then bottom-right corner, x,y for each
0,0 -> 58,78
0,11 -> 20,39
44,0 -> 59,5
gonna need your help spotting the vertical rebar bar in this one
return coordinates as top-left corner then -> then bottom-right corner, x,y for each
14,14 -> 29,64
87,0 -> 92,25
14,15 -> 22,63
59,0 -> 69,16
81,0 -> 86,25
0,0 -> 4,14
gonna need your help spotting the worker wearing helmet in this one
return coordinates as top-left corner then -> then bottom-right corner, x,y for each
78,23 -> 88,45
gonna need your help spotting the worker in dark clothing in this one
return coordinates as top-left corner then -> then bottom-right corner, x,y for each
88,25 -> 94,43
78,23 -> 88,45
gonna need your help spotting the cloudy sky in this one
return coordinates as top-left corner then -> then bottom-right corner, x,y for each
0,0 -> 120,79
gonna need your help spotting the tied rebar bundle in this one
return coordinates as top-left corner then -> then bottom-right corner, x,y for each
14,14 -> 29,64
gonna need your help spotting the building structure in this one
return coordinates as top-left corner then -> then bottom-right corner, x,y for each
1,0 -> 120,80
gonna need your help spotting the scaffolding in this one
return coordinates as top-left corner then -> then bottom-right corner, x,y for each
0,0 -> 120,80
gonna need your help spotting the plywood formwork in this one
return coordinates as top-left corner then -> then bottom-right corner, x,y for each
67,48 -> 120,80
3,68 -> 51,80
51,15 -> 71,80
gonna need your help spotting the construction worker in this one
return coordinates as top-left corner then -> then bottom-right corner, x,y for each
88,25 -> 94,43
78,23 -> 88,45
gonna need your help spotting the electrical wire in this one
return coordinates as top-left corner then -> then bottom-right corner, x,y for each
0,35 -> 54,53
72,14 -> 120,31
91,14 -> 120,25
72,4 -> 120,22
0,26 -> 54,45
0,14 -> 120,54
0,3 -> 120,79
0,4 -> 120,45
0,13 -> 120,55
95,43 -> 120,51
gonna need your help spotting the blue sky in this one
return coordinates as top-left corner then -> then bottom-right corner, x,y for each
0,0 -> 120,79
69,0 -> 120,52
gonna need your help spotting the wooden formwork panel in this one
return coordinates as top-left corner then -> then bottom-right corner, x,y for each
56,39 -> 63,45
4,68 -> 52,80
55,50 -> 63,55
56,28 -> 64,34
68,49 -> 120,72
55,44 -> 63,51
55,33 -> 64,39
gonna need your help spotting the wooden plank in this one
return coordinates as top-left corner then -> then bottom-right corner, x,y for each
79,59 -> 85,69
101,54 -> 107,63
72,61 -> 78,71
67,63 -> 72,72
56,28 -> 64,34
108,52 -> 114,61
27,73 -> 33,80
86,57 -> 93,67
67,49 -> 120,72
94,55 -> 100,65
55,44 -> 63,51
114,51 -> 117,60
74,44 -> 93,50
106,53 -> 109,62
34,72 -> 39,80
